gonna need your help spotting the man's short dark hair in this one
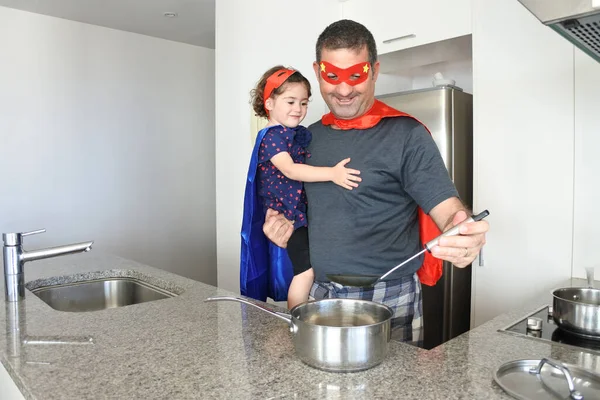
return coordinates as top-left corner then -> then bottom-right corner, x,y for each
316,19 -> 377,69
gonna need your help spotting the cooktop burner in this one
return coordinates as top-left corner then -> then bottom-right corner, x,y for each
499,306 -> 600,354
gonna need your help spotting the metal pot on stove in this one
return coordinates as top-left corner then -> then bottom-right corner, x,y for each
552,287 -> 600,338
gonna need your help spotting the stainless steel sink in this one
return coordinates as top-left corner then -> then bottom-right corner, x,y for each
29,278 -> 177,312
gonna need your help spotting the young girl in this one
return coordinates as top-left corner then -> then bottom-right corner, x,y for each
241,65 -> 361,309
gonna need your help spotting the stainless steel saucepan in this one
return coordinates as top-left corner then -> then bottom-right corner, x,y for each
205,296 -> 393,372
553,287 -> 600,337
552,267 -> 600,338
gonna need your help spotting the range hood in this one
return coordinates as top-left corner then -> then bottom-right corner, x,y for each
518,0 -> 600,63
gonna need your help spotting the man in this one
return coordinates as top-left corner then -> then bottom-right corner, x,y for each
263,20 -> 489,346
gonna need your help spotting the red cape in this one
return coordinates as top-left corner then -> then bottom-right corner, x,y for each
322,100 -> 443,286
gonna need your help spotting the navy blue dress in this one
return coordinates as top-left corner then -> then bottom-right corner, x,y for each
239,124 -> 312,302
256,125 -> 312,229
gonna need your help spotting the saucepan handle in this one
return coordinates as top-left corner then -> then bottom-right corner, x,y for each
205,296 -> 296,332
529,358 -> 583,400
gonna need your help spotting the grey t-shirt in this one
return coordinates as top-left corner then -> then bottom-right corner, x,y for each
305,117 -> 459,282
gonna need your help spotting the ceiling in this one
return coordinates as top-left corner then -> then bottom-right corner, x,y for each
0,0 -> 215,49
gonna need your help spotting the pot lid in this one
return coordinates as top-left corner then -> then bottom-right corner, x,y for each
493,358 -> 600,400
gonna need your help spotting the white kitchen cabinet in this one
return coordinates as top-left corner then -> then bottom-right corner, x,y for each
471,0 -> 575,326
341,0 -> 471,55
572,49 -> 600,280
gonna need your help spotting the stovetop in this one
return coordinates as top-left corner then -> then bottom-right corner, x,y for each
499,305 -> 600,355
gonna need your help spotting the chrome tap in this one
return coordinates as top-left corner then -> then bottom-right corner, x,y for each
2,229 -> 93,302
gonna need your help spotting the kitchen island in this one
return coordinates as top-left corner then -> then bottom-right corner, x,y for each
1,253 -> 598,399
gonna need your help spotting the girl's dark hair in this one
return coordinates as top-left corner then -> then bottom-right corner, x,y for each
250,66 -> 311,119
316,19 -> 377,71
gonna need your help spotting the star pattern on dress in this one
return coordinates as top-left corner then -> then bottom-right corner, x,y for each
256,126 -> 312,229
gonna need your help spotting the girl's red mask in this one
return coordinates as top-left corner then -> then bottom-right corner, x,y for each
319,61 -> 371,86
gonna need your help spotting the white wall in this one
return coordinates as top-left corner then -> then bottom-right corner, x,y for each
572,48 -> 600,280
374,58 -> 474,98
374,73 -> 413,97
376,34 -> 473,95
409,58 -> 473,94
0,7 -> 217,284
215,0 -> 341,293
471,0 -> 575,326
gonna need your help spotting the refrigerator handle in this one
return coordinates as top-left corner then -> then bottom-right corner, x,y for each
478,246 -> 485,267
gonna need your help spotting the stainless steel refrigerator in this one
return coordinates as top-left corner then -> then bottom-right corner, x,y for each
378,86 -> 473,349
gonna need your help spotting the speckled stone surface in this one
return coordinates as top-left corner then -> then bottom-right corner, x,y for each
1,253 -> 599,399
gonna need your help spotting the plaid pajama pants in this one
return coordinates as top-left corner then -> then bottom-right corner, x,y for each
309,273 -> 423,347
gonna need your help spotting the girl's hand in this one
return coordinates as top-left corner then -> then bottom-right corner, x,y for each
332,158 -> 362,190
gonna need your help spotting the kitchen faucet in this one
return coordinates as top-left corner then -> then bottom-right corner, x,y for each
2,229 -> 93,302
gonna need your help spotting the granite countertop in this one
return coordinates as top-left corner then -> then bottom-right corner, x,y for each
1,253 -> 599,399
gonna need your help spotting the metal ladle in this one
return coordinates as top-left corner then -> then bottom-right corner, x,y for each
326,210 -> 490,287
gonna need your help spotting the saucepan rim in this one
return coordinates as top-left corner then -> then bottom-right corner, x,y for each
552,287 -> 600,306
289,298 -> 394,328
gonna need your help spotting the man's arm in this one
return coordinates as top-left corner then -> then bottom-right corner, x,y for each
428,197 -> 489,268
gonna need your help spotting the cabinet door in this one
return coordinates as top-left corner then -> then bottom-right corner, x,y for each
471,0 -> 574,327
342,0 -> 471,55
572,49 -> 600,280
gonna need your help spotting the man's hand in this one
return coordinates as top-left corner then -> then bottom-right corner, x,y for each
263,209 -> 294,248
430,209 -> 489,267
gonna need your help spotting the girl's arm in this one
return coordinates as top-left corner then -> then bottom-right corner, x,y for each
270,152 -> 361,190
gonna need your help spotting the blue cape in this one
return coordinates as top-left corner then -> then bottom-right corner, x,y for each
240,126 -> 294,302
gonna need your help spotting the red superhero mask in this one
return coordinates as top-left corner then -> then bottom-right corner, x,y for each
319,61 -> 371,86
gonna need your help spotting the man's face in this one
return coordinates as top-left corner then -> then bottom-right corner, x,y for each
313,46 -> 379,120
